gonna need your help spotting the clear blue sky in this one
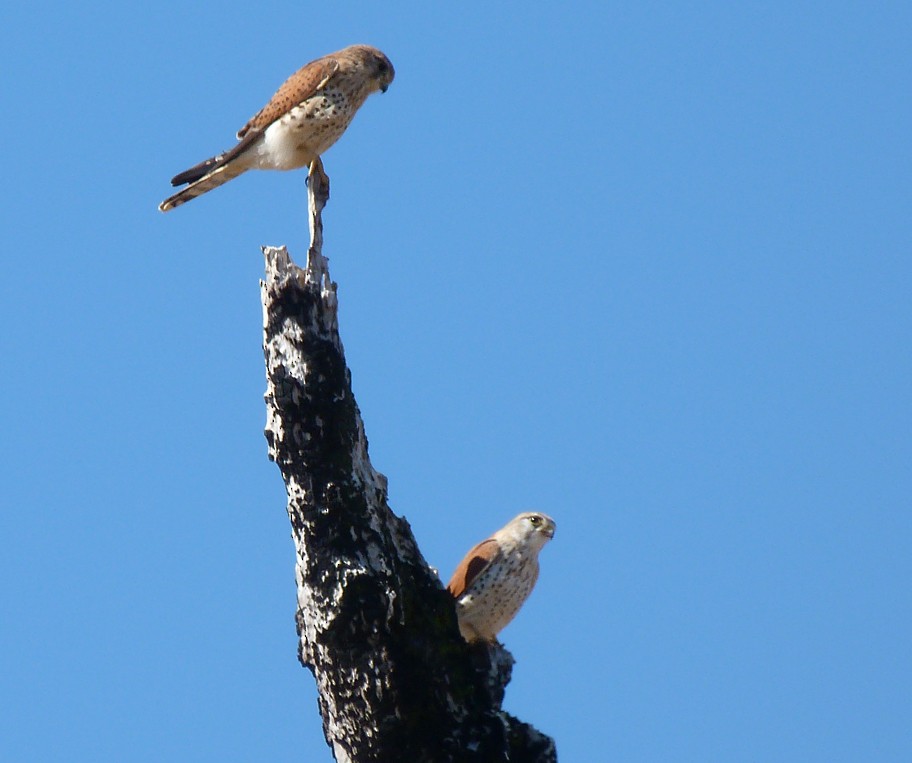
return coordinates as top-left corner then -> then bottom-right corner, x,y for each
2,3 -> 910,761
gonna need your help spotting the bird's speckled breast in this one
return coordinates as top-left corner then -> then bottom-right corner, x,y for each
258,80 -> 373,171
458,553 -> 539,638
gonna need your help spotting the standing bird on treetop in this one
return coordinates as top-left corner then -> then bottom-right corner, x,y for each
447,512 -> 556,643
159,44 -> 394,212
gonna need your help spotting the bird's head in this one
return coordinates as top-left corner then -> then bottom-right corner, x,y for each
510,511 -> 556,550
346,44 -> 395,93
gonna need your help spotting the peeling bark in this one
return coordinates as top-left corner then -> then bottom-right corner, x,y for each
260,159 -> 556,762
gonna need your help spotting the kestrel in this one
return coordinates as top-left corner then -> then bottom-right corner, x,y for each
447,512 -> 556,643
159,44 -> 394,212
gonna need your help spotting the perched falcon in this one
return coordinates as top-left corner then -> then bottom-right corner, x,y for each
159,44 -> 394,212
446,512 -> 556,642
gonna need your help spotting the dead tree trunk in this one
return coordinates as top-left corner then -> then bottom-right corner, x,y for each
260,159 -> 556,762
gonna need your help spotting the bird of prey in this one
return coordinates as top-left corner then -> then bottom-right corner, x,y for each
159,44 -> 394,212
447,512 -> 556,642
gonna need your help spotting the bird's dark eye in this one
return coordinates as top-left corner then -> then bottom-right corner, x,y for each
529,516 -> 541,526
377,61 -> 388,74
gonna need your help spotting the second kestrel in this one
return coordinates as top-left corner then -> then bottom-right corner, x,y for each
159,44 -> 394,212
447,512 -> 556,642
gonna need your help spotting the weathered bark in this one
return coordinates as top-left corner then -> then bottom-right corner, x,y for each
260,159 -> 556,762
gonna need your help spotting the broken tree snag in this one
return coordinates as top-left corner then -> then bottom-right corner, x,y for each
259,161 -> 556,762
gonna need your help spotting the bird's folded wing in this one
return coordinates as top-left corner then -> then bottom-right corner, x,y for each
447,539 -> 502,599
237,58 -> 340,139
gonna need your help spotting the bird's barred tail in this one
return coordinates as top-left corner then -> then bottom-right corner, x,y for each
159,132 -> 258,212
158,161 -> 248,212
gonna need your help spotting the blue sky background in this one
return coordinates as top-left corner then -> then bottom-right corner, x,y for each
2,2 -> 910,761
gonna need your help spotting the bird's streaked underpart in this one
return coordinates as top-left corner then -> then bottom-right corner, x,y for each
159,44 -> 394,212
447,512 -> 556,642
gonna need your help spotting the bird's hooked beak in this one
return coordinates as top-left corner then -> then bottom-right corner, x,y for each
380,84 -> 389,93
541,522 -> 556,540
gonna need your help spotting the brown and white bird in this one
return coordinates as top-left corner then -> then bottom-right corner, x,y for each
159,44 -> 394,212
446,512 -> 556,642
